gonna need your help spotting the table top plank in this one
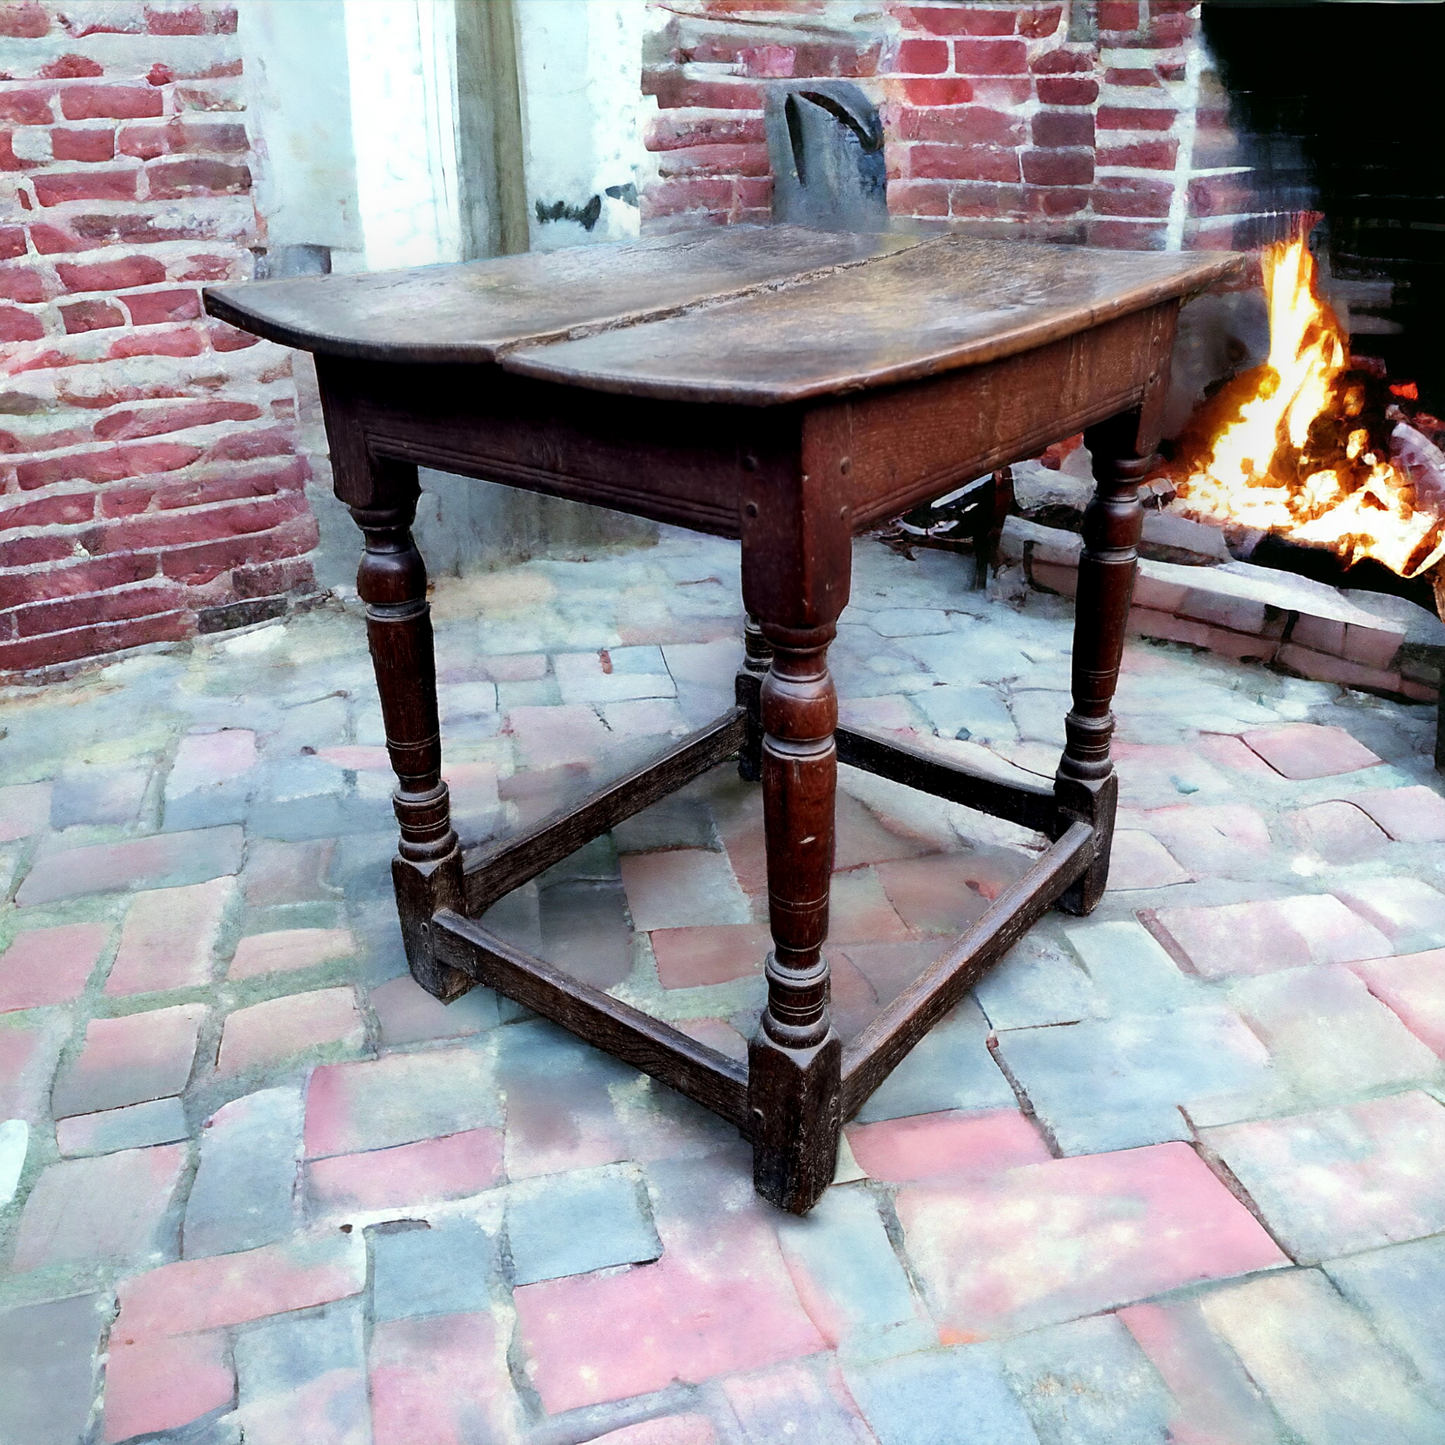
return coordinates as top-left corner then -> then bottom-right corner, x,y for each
503,234 -> 1239,405
204,226 -> 920,365
205,226 -> 1240,407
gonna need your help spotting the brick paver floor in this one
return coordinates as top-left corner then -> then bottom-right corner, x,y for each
3,527 -> 1444,1443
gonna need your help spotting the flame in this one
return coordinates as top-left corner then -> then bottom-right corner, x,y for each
1172,234 -> 1445,580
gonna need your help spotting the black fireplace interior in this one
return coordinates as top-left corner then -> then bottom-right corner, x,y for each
1202,2 -> 1445,415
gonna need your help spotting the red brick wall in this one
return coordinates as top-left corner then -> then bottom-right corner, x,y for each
0,0 -> 315,677
642,0 -> 1260,251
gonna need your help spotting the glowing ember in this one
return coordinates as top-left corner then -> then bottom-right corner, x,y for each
1170,231 -> 1445,583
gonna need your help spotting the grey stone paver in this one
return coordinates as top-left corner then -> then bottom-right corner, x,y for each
506,1163 -> 661,1285
999,1314 -> 1175,1445
0,529 -> 1443,1440
1200,1271 -> 1445,1445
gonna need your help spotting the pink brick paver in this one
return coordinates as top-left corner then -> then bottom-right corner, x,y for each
1145,894 -> 1392,978
1203,1091 -> 1445,1263
306,1127 -> 504,1212
216,987 -> 364,1076
847,1108 -> 1052,1183
12,1143 -> 188,1271
1139,803 -> 1274,874
0,780 -> 51,842
1333,878 -> 1445,950
53,1002 -> 205,1116
0,1013 -> 65,1120
650,922 -> 771,989
1349,785 -> 1445,843
228,927 -> 356,980
1289,800 -> 1390,863
1106,830 -> 1191,890
874,855 -> 1000,934
0,921 -> 110,1012
1352,949 -> 1445,1055
514,1222 -> 827,1413
102,1332 -> 233,1443
16,825 -> 244,906
368,1312 -> 521,1445
828,867 -> 915,941
506,704 -> 610,770
166,729 -> 258,794
105,878 -> 233,995
304,1047 -> 497,1158
113,1231 -> 367,1341
896,1141 -> 1286,1337
1240,723 -> 1383,779
1119,1298 -> 1288,1445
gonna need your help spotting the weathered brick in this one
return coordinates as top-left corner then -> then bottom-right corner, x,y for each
0,303 -> 45,340
17,824 -> 243,905
911,141 -> 1020,183
901,76 -> 975,106
57,253 -> 166,292
1098,105 -> 1177,130
103,1331 -> 234,1443
12,581 -> 189,639
1032,109 -> 1094,148
53,1002 -> 205,1116
952,36 -> 1027,74
1037,75 -> 1098,105
61,84 -> 163,121
1022,146 -> 1094,185
897,104 -> 1024,145
32,166 -> 139,204
516,1219 -> 825,1412
114,1230 -> 367,1341
60,296 -> 127,332
0,1294 -> 103,1445
0,262 -> 47,302
0,778 -> 52,841
146,156 -> 250,197
896,37 -> 949,73
0,920 -> 110,1011
1207,1091 -> 1445,1263
50,125 -> 115,161
0,2 -> 51,37
95,395 -> 257,440
125,285 -> 202,325
1098,137 -> 1178,168
1095,173 -> 1174,217
0,87 -> 55,124
0,225 -> 25,258
217,986 -> 365,1076
369,1312 -> 522,1445
0,607 -> 194,671
897,1142 -> 1286,1336
12,1142 -> 187,1270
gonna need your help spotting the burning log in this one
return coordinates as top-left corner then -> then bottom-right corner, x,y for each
1164,227 -> 1445,618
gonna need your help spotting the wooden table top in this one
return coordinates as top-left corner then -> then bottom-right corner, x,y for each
206,226 -> 1240,408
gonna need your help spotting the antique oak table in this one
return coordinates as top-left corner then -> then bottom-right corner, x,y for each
207,228 -> 1238,1213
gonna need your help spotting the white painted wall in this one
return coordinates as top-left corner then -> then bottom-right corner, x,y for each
237,0 -> 363,258
343,0 -> 463,271
514,0 -> 649,251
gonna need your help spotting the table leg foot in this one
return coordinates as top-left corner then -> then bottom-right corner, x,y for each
352,468 -> 468,1000
748,1026 -> 842,1213
1056,412 -> 1150,916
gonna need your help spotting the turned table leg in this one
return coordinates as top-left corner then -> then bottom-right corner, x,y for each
746,616 -> 843,1212
350,462 -> 468,999
735,611 -> 773,782
1055,411 -> 1151,916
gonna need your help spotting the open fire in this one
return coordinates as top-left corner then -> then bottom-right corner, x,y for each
1167,227 -> 1445,612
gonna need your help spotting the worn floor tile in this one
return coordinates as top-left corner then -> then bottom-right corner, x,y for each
1240,723 -> 1383,779
103,1330 -> 233,1444
12,1143 -> 188,1271
105,878 -> 233,995
507,1163 -> 661,1286
619,848 -> 750,931
308,1127 -> 503,1214
896,1142 -> 1286,1336
999,1314 -> 1175,1445
369,1217 -> 499,1323
1204,1091 -> 1445,1263
847,1108 -> 1051,1183
844,1344 -> 1040,1445
0,1293 -> 104,1445
217,987 -> 365,1076
721,1359 -> 877,1445
53,1003 -> 206,1117
1325,1235 -> 1445,1407
1352,949 -> 1445,1055
17,825 -> 245,906
185,1086 -> 303,1258
0,921 -> 111,1013
57,1096 -> 189,1158
994,1008 -> 1271,1154
1200,1270 -> 1445,1445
